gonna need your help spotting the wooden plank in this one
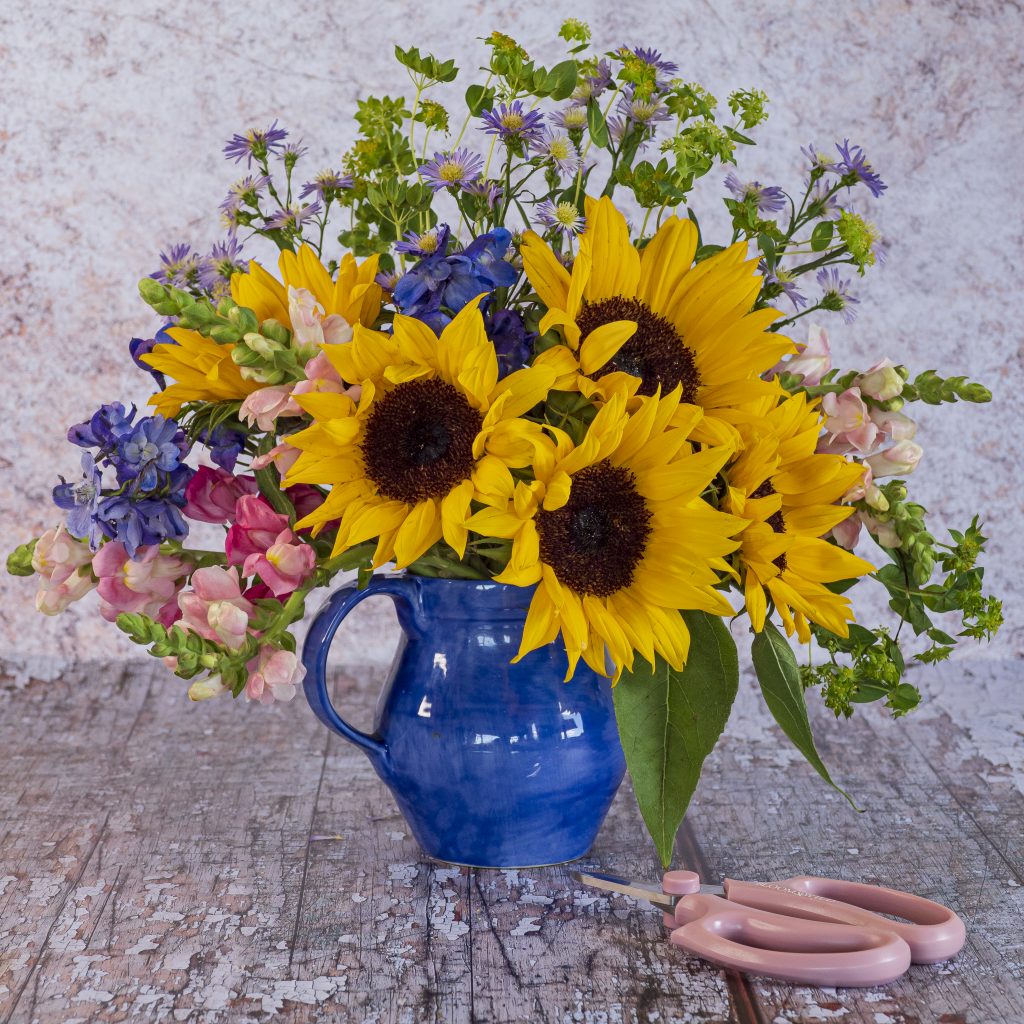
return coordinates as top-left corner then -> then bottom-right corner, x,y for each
1,656 -> 1022,1023
681,660 -> 1024,1024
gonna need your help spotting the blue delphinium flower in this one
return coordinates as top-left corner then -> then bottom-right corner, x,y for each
817,267 -> 859,323
223,121 -> 289,166
419,149 -> 486,193
128,329 -> 174,388
480,101 -> 546,143
724,173 -> 787,215
393,228 -> 518,332
95,492 -> 190,558
117,416 -> 189,491
53,453 -> 105,546
67,402 -> 137,451
198,424 -> 247,473
834,139 -> 887,198
486,309 -> 534,378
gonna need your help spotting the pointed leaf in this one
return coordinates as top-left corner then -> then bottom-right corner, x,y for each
751,621 -> 859,808
613,611 -> 739,868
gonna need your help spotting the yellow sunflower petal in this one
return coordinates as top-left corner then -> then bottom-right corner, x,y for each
580,196 -> 641,302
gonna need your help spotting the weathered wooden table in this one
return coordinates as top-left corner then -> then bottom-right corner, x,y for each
1,657 -> 1021,1023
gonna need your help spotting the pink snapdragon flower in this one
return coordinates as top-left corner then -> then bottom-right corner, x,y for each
183,466 -> 258,524
226,496 -> 289,563
227,495 -> 315,597
860,512 -> 902,548
774,322 -> 832,385
865,439 -> 924,478
869,407 -> 917,442
288,286 -> 353,354
32,525 -> 97,615
93,542 -> 188,626
178,565 -> 253,650
287,484 -> 326,523
856,359 -> 904,402
243,531 -> 316,597
240,385 -> 301,432
188,673 -> 230,701
250,441 -> 300,476
244,645 -> 305,705
831,515 -> 862,550
820,386 -> 879,454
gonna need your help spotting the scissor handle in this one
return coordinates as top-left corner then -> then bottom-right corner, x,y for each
670,893 -> 911,987
723,876 -> 966,965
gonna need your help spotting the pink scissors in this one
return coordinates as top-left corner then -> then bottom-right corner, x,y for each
574,868 -> 966,987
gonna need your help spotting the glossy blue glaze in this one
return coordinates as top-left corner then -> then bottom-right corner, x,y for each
302,574 -> 626,867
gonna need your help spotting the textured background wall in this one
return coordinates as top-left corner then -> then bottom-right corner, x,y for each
2,0 -> 1022,682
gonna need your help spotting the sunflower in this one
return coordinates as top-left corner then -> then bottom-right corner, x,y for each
144,244 -> 383,416
724,389 -> 875,642
283,297 -> 555,569
466,389 -> 745,680
520,196 -> 795,445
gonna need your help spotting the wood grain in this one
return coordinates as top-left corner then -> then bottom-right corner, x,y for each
0,658 -> 1021,1023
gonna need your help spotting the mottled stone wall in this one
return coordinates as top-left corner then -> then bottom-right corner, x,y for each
3,0 -> 1022,681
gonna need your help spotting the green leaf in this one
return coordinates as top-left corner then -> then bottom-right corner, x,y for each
613,611 -> 739,868
810,220 -> 835,252
751,621 -> 858,809
545,59 -> 578,100
587,100 -> 609,148
465,84 -> 495,117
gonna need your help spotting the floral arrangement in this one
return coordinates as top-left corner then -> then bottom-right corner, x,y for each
9,23 -> 1002,864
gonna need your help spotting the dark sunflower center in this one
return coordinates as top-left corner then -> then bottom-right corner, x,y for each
576,296 -> 701,401
361,378 -> 483,504
751,479 -> 787,572
537,461 -> 652,597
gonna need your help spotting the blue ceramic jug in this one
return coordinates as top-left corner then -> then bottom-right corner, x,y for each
302,574 -> 626,867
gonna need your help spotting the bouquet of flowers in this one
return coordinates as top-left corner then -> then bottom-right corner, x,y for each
9,22 -> 1002,863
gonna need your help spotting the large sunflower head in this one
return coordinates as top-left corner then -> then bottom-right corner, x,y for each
283,297 -> 555,569
724,390 -> 875,641
521,196 -> 796,446
467,389 -> 746,680
143,244 -> 382,417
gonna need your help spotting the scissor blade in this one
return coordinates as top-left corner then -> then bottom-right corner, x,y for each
573,870 -> 678,912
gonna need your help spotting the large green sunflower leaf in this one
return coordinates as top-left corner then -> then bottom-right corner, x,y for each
751,620 -> 858,808
613,611 -> 739,868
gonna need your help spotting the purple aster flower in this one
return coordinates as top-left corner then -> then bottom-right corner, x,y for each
631,47 -> 679,88
617,88 -> 670,127
834,139 -> 887,198
222,175 -> 270,211
801,144 -> 839,174
550,104 -> 588,132
223,121 -> 289,166
53,453 -> 105,546
537,199 -> 585,238
199,236 -> 248,294
724,172 -> 787,215
530,131 -> 581,177
265,200 -> 322,232
464,178 -> 503,209
281,140 -> 308,164
574,59 -> 612,102
480,101 -> 546,143
816,267 -> 859,323
375,269 -> 400,294
151,243 -> 201,288
117,415 -> 189,492
760,262 -> 807,311
299,169 -> 354,201
419,148 -> 485,193
395,224 -> 450,258
806,180 -> 840,220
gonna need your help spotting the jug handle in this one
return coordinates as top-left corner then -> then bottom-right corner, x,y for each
301,576 -> 415,765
